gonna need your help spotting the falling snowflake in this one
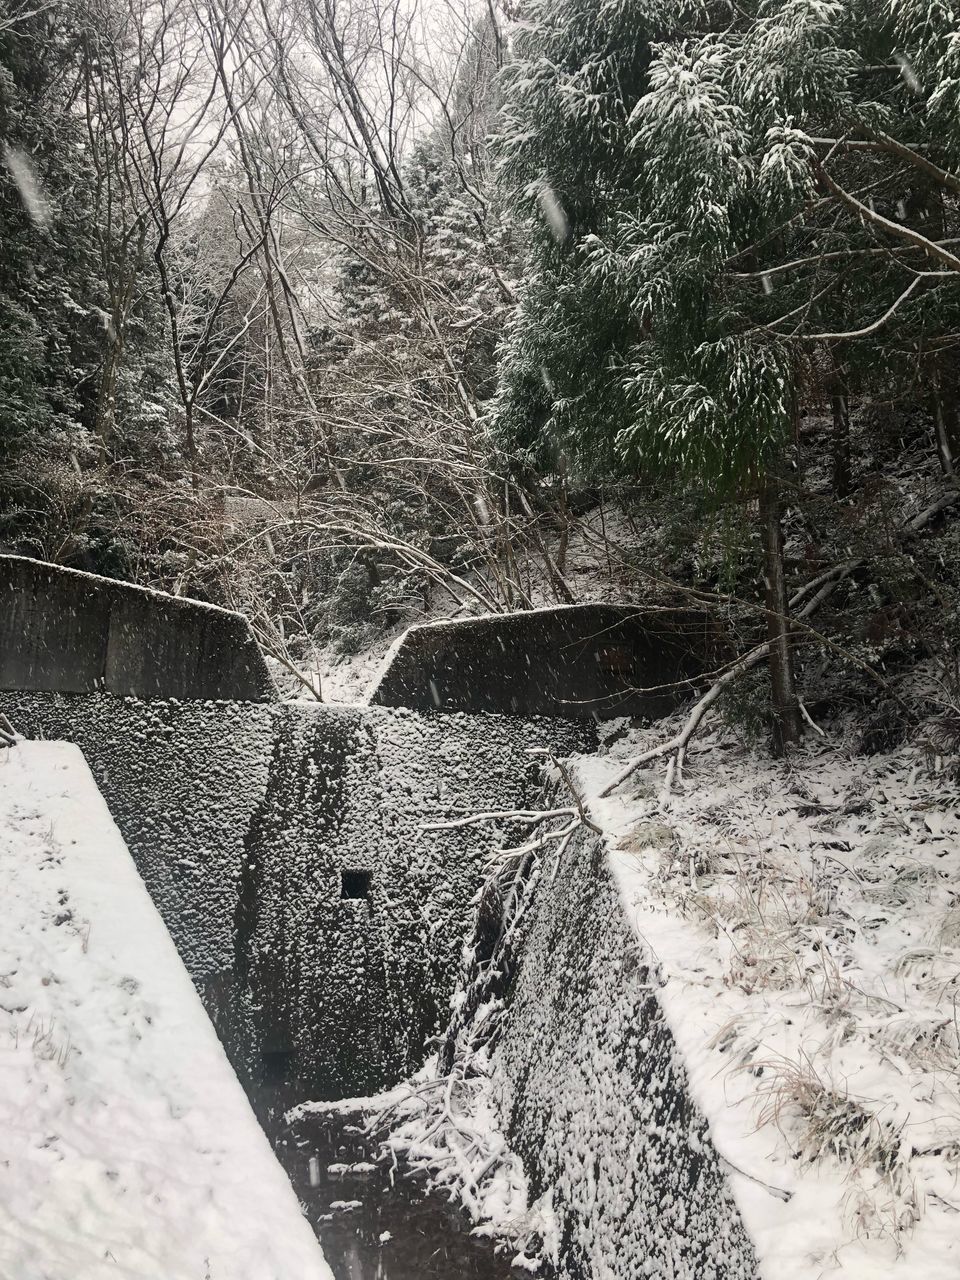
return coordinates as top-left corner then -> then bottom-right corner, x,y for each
894,53 -> 922,95
538,185 -> 569,244
3,145 -> 50,227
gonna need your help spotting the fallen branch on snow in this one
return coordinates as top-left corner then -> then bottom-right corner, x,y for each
0,713 -> 18,748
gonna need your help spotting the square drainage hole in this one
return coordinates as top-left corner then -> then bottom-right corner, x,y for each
341,869 -> 372,900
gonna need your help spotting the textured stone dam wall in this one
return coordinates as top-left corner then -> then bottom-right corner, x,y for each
0,555 -> 276,701
494,830 -> 759,1280
2,690 -> 592,1100
369,604 -> 722,720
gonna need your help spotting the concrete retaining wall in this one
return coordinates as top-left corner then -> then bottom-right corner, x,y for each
494,829 -> 758,1280
0,556 -> 276,701
2,689 -> 592,1100
369,604 -> 720,720
3,693 -> 759,1277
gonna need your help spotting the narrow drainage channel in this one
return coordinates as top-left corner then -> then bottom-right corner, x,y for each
250,1084 -> 543,1280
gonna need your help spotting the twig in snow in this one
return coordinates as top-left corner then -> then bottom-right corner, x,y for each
600,641 -> 770,796
420,807 -> 584,833
526,747 -> 601,834
798,698 -> 827,738
0,712 -> 18,748
717,1153 -> 793,1202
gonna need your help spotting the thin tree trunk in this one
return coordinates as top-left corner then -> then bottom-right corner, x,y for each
154,239 -> 199,493
94,337 -> 121,448
827,347 -> 851,498
932,360 -> 959,479
759,473 -> 802,755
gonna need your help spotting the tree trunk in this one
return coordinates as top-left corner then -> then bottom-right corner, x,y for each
759,473 -> 802,755
94,336 -> 121,450
154,239 -> 200,494
827,347 -> 851,498
932,359 -> 959,479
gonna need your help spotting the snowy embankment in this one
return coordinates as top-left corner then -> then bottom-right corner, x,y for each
0,741 -> 331,1280
579,719 -> 960,1280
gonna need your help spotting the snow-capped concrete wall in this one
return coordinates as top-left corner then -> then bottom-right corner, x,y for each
494,828 -> 759,1280
1,689 -> 591,1102
369,604 -> 719,719
0,555 -> 276,701
0,742 -> 331,1280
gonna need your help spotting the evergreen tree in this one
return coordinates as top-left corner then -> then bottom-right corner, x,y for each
0,2 -> 104,468
493,0 -> 803,747
494,0 -> 960,751
493,0 -> 666,475
0,0 -> 176,573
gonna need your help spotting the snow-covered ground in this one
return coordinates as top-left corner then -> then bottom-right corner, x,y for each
0,741 -> 332,1280
579,718 -> 960,1280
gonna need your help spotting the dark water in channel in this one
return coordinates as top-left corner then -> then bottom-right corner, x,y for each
252,1085 -> 538,1280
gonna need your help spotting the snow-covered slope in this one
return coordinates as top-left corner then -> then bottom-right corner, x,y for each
0,740 -> 332,1280
580,720 -> 960,1280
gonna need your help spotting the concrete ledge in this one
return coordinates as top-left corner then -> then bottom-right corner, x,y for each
0,556 -> 276,701
369,603 -> 722,720
0,742 -> 330,1279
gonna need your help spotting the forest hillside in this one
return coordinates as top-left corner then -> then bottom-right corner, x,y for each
0,0 -> 958,747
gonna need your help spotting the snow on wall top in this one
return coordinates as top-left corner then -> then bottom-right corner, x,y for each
0,741 -> 331,1280
0,555 -> 277,702
0,554 -> 245,614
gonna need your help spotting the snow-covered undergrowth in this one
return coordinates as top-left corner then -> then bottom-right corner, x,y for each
290,1051 -> 553,1269
0,741 -> 330,1280
580,717 -> 960,1279
371,1052 -> 532,1232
